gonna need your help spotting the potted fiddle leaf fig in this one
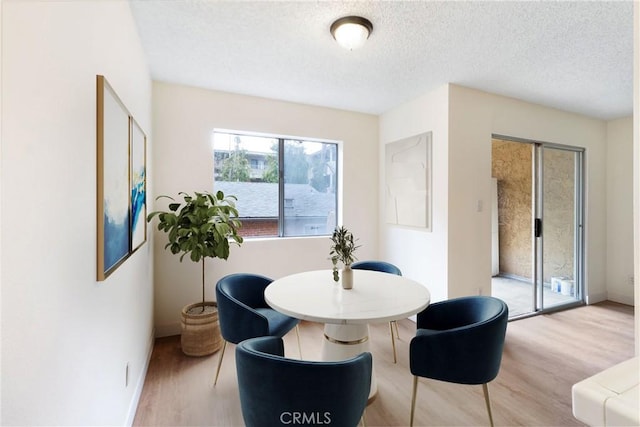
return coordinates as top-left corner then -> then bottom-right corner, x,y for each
147,190 -> 243,356
329,226 -> 360,289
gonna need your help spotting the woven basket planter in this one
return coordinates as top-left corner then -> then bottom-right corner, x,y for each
181,301 -> 222,356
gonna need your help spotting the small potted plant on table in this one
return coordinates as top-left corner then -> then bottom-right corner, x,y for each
330,226 -> 360,289
148,190 -> 243,356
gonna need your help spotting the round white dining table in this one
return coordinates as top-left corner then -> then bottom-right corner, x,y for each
264,269 -> 430,401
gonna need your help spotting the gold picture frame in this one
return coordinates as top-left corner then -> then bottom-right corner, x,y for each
96,75 -> 147,281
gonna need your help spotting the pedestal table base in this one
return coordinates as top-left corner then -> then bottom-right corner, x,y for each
321,323 -> 377,402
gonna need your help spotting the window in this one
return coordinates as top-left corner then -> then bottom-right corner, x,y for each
213,130 -> 338,238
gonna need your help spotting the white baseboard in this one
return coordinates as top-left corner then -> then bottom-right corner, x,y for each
155,322 -> 181,338
586,292 -> 608,305
125,328 -> 156,427
607,292 -> 635,306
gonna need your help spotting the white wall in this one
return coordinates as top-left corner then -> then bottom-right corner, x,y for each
152,82 -> 378,336
378,84 -> 449,303
606,117 -> 635,305
381,84 -> 610,304
449,85 -> 609,303
634,0 -> 640,356
1,1 -> 153,425
0,0 -> 4,422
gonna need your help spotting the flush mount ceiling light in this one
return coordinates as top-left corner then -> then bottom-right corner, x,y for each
330,16 -> 373,50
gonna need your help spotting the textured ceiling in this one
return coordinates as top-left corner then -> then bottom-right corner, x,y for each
129,1 -> 633,120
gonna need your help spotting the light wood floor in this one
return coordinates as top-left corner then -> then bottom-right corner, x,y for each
133,301 -> 634,426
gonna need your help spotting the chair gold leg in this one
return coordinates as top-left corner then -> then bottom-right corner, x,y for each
213,340 -> 227,386
389,322 -> 397,363
410,376 -> 418,427
483,383 -> 494,427
361,409 -> 367,427
393,319 -> 400,339
295,324 -> 302,359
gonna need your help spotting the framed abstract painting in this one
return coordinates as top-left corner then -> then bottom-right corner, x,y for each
130,117 -> 147,253
96,75 -> 147,281
97,75 -> 130,280
385,131 -> 432,230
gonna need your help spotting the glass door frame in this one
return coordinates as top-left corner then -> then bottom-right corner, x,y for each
534,142 -> 585,313
492,134 -> 585,317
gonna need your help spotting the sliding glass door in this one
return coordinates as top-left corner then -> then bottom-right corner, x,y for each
535,145 -> 584,312
492,136 -> 584,318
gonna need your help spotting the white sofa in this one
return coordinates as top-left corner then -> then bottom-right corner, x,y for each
572,356 -> 639,426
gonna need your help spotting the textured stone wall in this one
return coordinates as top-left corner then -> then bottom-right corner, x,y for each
541,148 -> 575,282
492,139 -> 533,279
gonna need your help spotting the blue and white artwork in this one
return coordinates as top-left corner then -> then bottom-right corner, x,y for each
97,76 -> 147,280
131,118 -> 146,251
102,79 -> 131,275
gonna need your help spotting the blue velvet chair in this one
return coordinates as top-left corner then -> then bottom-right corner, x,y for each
351,260 -> 403,363
214,273 -> 301,386
409,296 -> 508,427
236,336 -> 372,427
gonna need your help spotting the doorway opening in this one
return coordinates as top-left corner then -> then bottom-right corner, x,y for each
491,135 -> 584,318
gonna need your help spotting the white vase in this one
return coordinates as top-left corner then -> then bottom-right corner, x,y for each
342,265 -> 353,289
